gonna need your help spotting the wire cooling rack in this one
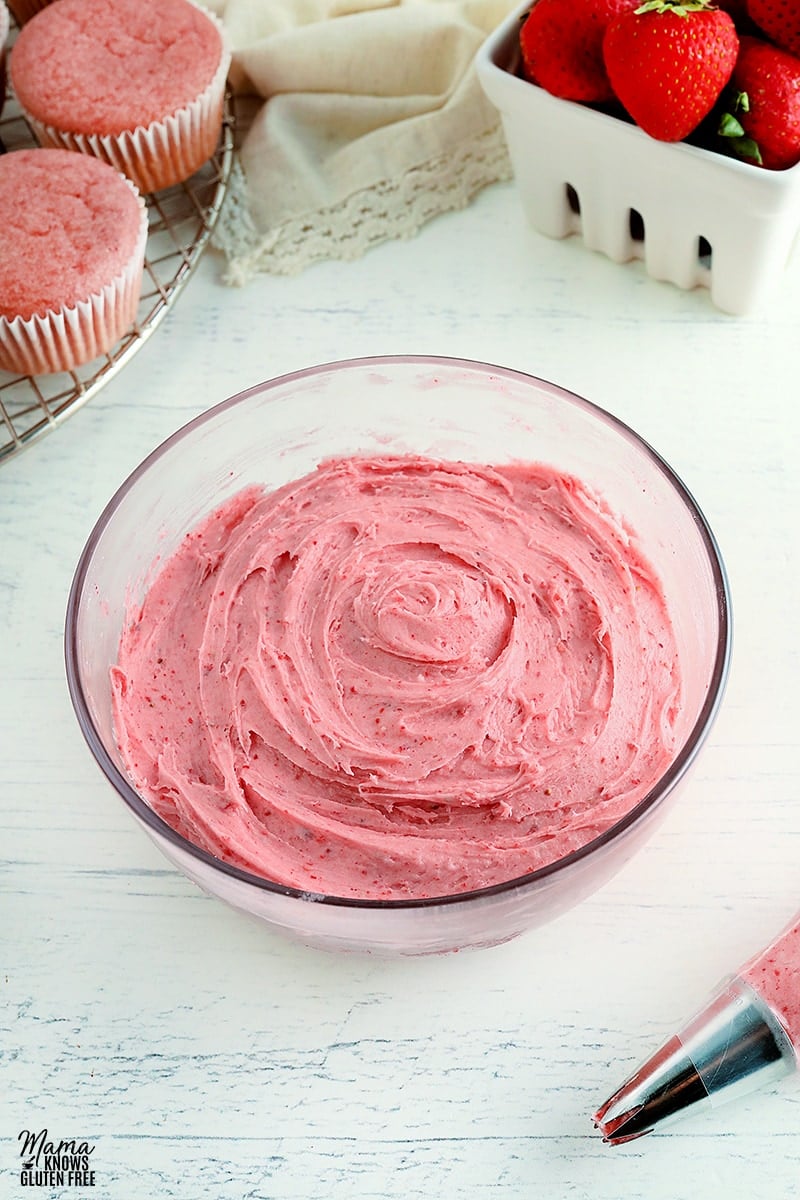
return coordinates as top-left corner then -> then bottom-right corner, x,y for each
0,56 -> 236,464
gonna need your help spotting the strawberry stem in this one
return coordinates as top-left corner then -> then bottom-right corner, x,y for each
716,94 -> 763,164
634,1 -> 718,14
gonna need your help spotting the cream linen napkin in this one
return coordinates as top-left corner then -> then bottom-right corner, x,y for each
207,0 -> 515,282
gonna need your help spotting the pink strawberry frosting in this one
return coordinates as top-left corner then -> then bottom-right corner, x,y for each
111,455 -> 683,900
741,915 -> 800,1049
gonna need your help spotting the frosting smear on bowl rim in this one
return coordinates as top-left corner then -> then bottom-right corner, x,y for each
111,454 -> 683,901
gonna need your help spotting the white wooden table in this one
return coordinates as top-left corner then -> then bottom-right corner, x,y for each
3,179 -> 800,1199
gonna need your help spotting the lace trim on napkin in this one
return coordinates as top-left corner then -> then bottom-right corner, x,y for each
212,123 -> 512,284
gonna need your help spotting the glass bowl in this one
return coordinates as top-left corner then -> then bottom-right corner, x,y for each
65,355 -> 731,955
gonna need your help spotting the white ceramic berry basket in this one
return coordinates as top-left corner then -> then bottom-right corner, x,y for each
476,0 -> 800,314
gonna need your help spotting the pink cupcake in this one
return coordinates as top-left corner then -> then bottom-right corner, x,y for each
0,149 -> 148,375
9,0 -> 230,194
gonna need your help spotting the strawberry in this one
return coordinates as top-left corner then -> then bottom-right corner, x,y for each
717,36 -> 800,168
747,0 -> 800,57
519,0 -> 640,104
603,1 -> 740,142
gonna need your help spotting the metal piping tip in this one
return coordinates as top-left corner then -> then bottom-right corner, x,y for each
593,1098 -> 648,1146
593,1034 -> 710,1144
593,979 -> 795,1146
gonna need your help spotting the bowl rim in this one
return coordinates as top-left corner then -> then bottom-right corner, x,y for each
64,353 -> 732,911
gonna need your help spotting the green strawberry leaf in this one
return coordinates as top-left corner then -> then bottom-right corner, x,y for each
715,116 -> 762,163
634,0 -> 716,14
724,136 -> 763,164
718,112 -> 745,138
708,89 -> 762,165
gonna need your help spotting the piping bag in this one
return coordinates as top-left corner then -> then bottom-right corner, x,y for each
594,911 -> 800,1144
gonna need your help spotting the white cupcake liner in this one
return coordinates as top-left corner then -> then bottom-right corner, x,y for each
18,9 -> 231,194
0,186 -> 148,376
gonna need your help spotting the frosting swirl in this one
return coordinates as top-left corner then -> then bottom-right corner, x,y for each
112,455 -> 682,899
